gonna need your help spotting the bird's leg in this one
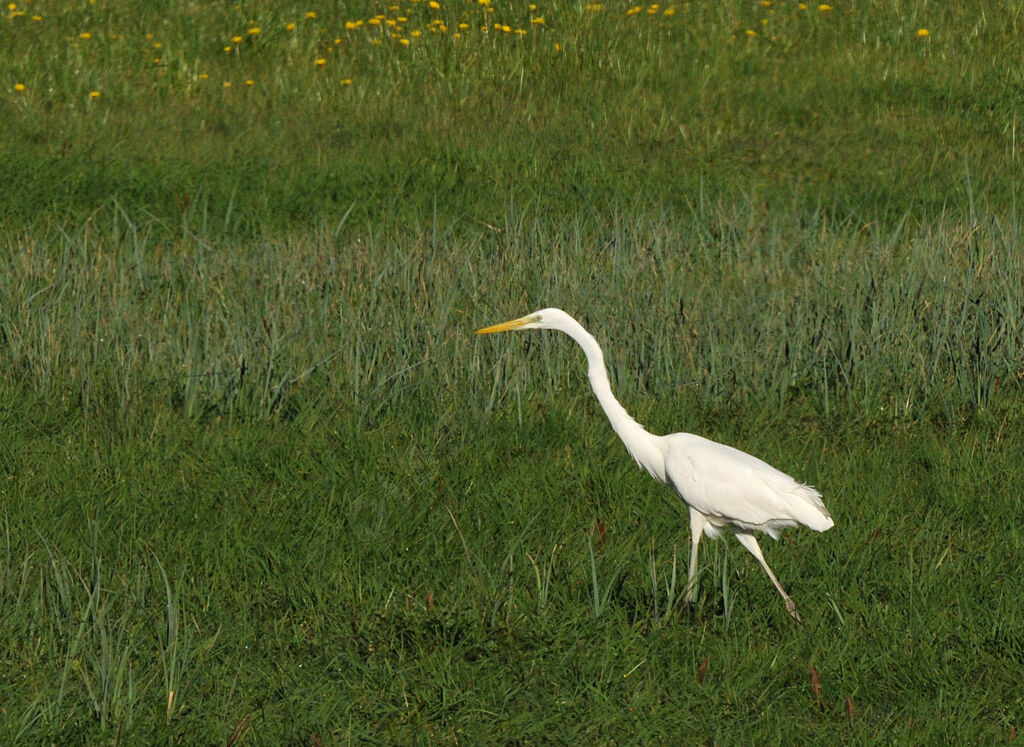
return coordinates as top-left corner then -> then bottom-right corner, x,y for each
733,532 -> 802,623
683,508 -> 707,607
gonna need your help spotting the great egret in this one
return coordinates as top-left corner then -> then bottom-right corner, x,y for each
476,308 -> 833,622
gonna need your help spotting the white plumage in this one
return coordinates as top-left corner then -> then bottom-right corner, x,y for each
477,307 -> 833,622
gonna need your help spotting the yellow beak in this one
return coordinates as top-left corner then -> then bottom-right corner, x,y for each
475,315 -> 532,335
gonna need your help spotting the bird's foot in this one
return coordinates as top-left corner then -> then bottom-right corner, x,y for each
785,598 -> 803,624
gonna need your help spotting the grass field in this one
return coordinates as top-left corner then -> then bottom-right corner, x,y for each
2,0 -> 1024,742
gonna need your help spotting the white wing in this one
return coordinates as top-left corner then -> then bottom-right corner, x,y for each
663,433 -> 833,537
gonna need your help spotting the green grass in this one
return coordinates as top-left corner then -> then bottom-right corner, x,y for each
2,0 -> 1024,742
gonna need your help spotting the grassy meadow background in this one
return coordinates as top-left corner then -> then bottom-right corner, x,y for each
2,0 -> 1024,741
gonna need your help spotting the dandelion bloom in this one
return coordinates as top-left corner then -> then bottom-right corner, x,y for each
532,16 -> 545,24
315,57 -> 326,65
745,29 -> 756,36
89,90 -> 100,98
917,28 -> 929,37
306,11 -> 317,18
14,82 -> 26,91
232,35 -> 242,43
428,0 -> 440,8
399,37 -> 409,45
80,32 -> 92,39
198,73 -> 209,79
224,45 -> 233,52
248,27 -> 260,35
341,78 -> 352,85
224,81 -> 231,87
818,3 -> 832,10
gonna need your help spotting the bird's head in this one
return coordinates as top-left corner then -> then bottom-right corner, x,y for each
475,308 -> 570,335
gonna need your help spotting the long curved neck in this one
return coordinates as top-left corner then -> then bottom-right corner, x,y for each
556,316 -> 665,480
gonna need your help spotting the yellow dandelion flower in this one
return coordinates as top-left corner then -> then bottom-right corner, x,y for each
428,0 -> 440,8
232,35 -> 242,43
315,57 -> 326,65
529,3 -> 536,9
917,28 -> 929,37
198,73 -> 209,79
344,20 -> 356,29
9,3 -> 17,10
817,4 -> 832,10
531,16 -> 545,24
554,42 -> 561,50
502,24 -> 511,32
399,37 -> 409,45
410,29 -> 421,36
760,0 -> 771,6
515,28 -> 527,35
224,81 -> 231,88
798,2 -> 806,8
626,6 -> 641,16
154,42 -> 162,49
745,28 -> 756,36
153,58 -> 161,64
89,90 -> 100,98
335,37 -> 342,44
663,7 -> 675,15
32,14 -> 42,20
245,79 -> 254,86
248,27 -> 260,35
458,22 -> 469,29
14,82 -> 25,92
341,78 -> 352,85
398,16 -> 408,22
224,45 -> 233,52
80,32 -> 91,39
368,17 -> 381,25
306,11 -> 317,18
286,22 -> 296,30
146,33 -> 154,40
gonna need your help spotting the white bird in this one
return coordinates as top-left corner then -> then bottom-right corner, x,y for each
476,308 -> 833,622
